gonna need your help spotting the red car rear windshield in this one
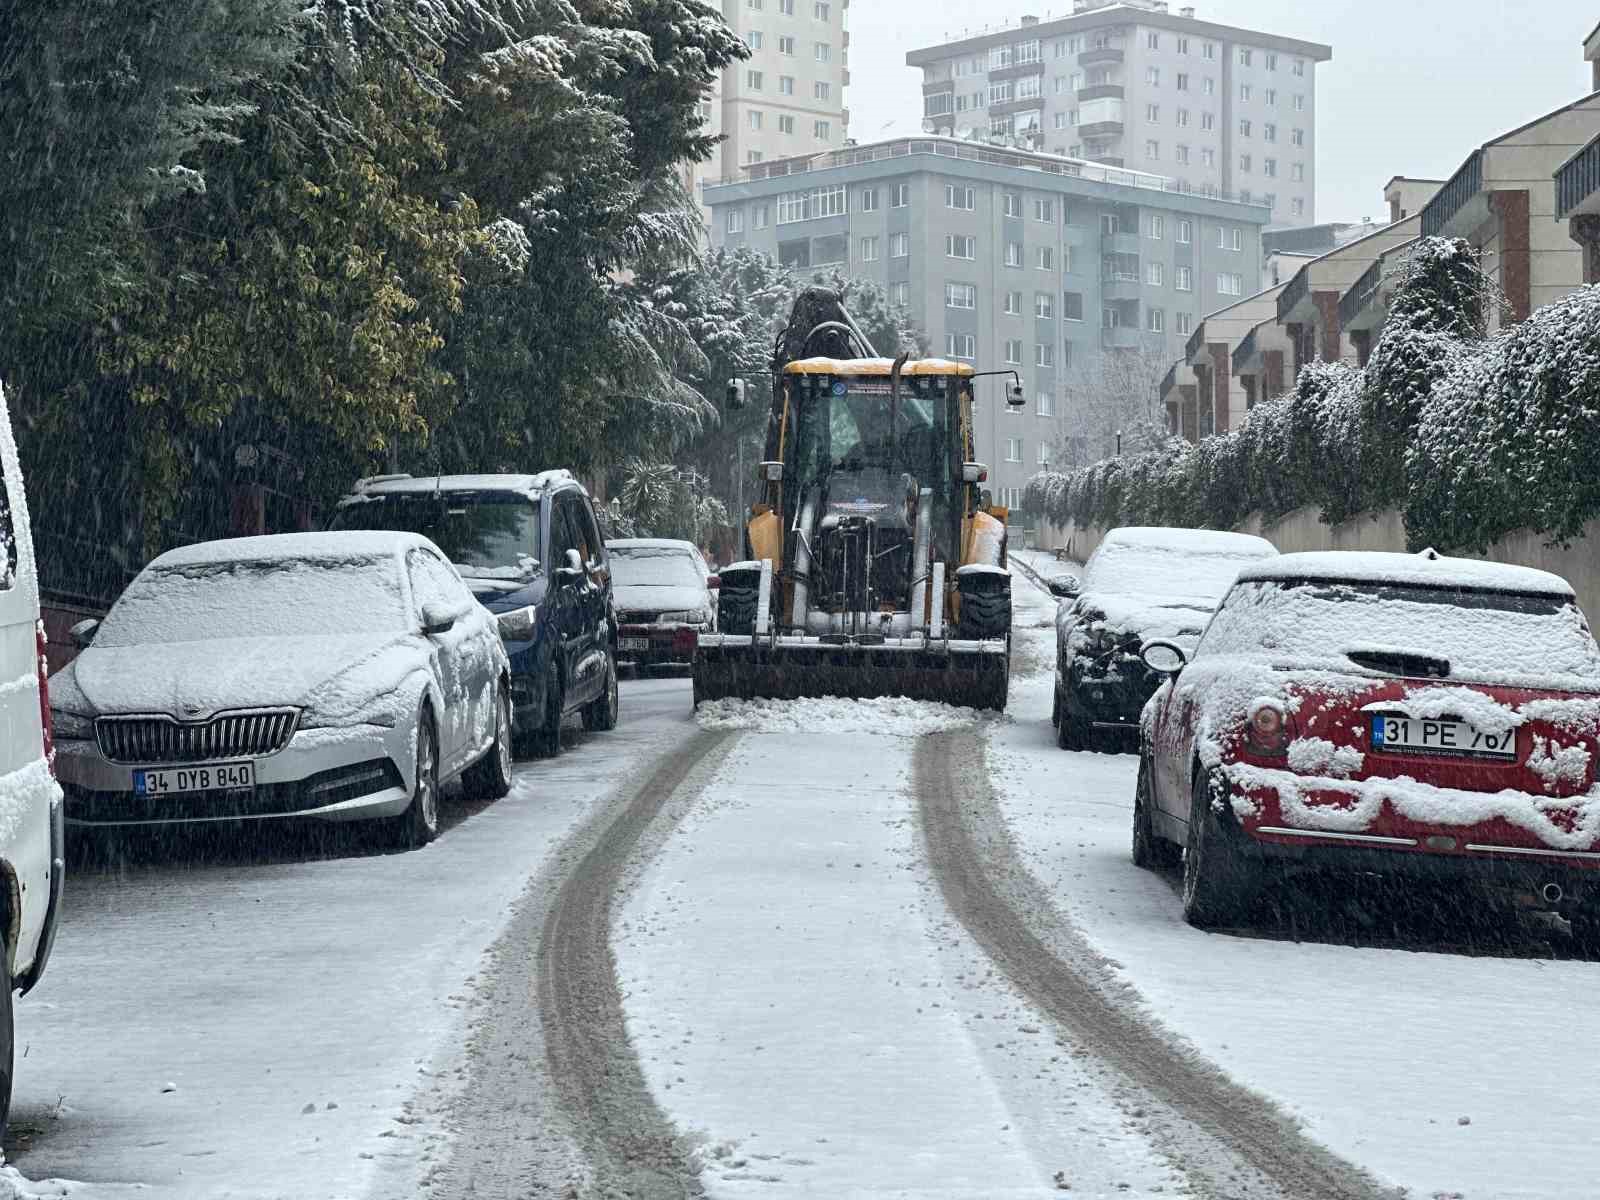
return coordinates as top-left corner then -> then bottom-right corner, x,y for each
1199,578 -> 1600,687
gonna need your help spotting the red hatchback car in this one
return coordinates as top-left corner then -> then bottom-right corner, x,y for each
1137,550 -> 1600,941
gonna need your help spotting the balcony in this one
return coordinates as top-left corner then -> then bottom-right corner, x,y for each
1338,257 -> 1383,328
1101,324 -> 1143,350
1275,265 -> 1310,322
922,79 -> 953,94
1100,272 -> 1142,300
1105,231 -> 1141,255
1077,120 -> 1123,140
990,60 -> 1046,83
1558,132 -> 1600,219
1079,47 -> 1124,66
1421,148 -> 1483,238
1077,84 -> 1124,102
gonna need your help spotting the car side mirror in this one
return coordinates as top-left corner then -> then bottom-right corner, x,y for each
1141,639 -> 1187,675
1047,575 -> 1080,600
705,574 -> 721,591
557,547 -> 585,583
421,602 -> 456,636
70,618 -> 100,648
962,462 -> 988,484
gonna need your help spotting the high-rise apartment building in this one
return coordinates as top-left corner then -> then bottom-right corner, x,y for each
718,0 -> 850,175
908,1 -> 1330,229
703,136 -> 1267,507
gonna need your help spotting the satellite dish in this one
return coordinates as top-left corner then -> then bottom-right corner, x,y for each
921,117 -> 936,133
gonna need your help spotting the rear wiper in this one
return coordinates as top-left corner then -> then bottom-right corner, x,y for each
1343,646 -> 1451,679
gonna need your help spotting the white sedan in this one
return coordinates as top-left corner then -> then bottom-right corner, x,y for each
48,531 -> 512,849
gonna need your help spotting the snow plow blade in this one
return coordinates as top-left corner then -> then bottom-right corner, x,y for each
692,634 -> 1010,711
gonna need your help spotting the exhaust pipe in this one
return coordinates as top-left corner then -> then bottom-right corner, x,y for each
791,490 -> 819,631
909,486 -> 933,629
1542,882 -> 1564,906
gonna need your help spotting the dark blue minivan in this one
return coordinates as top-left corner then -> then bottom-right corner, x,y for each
329,472 -> 618,756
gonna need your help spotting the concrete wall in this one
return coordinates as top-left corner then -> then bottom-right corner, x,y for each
1037,505 -> 1600,624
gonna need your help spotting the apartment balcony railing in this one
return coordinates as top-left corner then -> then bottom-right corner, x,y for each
1079,47 -> 1124,66
1338,257 -> 1384,328
1100,272 -> 1142,300
1557,132 -> 1600,219
1077,84 -> 1124,102
1077,120 -> 1124,139
990,60 -> 1046,83
1421,148 -> 1483,237
1185,320 -> 1208,362
922,79 -> 954,94
1275,265 -> 1310,321
1101,324 -> 1144,350
1232,327 -> 1260,370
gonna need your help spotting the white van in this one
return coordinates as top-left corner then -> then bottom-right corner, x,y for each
0,383 -> 65,1132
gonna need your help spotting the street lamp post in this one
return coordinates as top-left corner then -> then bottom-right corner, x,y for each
1116,429 -> 1123,457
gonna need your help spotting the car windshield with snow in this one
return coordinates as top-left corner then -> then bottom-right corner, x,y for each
608,538 -> 715,666
49,532 -> 514,848
1053,527 -> 1278,751
1136,550 -> 1600,935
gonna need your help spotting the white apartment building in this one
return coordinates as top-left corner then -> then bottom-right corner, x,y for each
717,0 -> 850,176
907,1 -> 1331,229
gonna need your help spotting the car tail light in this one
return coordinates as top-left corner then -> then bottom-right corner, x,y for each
36,620 -> 54,776
1246,700 -> 1296,756
673,626 -> 699,657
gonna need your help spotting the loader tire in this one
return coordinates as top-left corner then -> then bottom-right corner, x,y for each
717,570 -> 761,636
956,573 -> 1012,641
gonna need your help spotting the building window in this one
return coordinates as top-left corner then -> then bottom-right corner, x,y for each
814,80 -> 831,100
1240,188 -> 1252,205
945,333 -> 976,360
890,232 -> 910,257
991,44 -> 1014,70
889,281 -> 909,306
1036,246 -> 1054,270
1036,343 -> 1054,367
1145,139 -> 1159,160
1239,48 -> 1253,66
726,208 -> 744,233
748,31 -> 764,49
779,0 -> 793,12
1147,308 -> 1164,333
858,236 -> 879,262
778,114 -> 795,133
813,0 -> 829,17
1265,88 -> 1277,106
1148,214 -> 1164,239
946,234 -> 976,259
1264,192 -> 1277,210
1292,128 -> 1305,147
861,188 -> 879,211
1005,241 -> 1023,267
1063,291 -> 1084,320
747,69 -> 764,89
1201,147 -> 1215,167
1294,93 -> 1306,111
1201,111 -> 1215,130
1177,219 -> 1192,243
1291,162 -> 1305,181
1005,437 -> 1022,463
1147,31 -> 1160,49
1239,119 -> 1252,137
779,34 -> 794,53
1034,198 -> 1054,222
1293,197 -> 1305,216
1037,393 -> 1055,420
1202,41 -> 1216,60
1265,52 -> 1278,71
747,0 -> 762,8
1264,122 -> 1277,143
1100,213 -> 1120,236
945,282 -> 976,309
1177,36 -> 1189,54
945,184 -> 976,210
1005,290 -> 1022,314
890,184 -> 910,208
989,81 -> 1015,105
1036,292 -> 1055,318
1176,108 -> 1190,128
1293,58 -> 1306,76
1263,157 -> 1277,178
1054,112 -> 1068,130
814,119 -> 831,139
1146,262 -> 1164,286
1146,66 -> 1160,85
1017,75 -> 1042,100
1175,265 -> 1192,292
1102,306 -> 1120,328
749,110 -> 763,130
1217,272 -> 1243,296
753,204 -> 768,229
1240,154 -> 1252,172
1203,77 -> 1215,96
780,75 -> 795,94
1146,103 -> 1160,122
1175,144 -> 1190,164
1240,83 -> 1252,101
1003,192 -> 1021,218
1233,226 -> 1243,250
815,42 -> 830,62
1176,73 -> 1189,91
1176,311 -> 1192,335
1004,338 -> 1022,364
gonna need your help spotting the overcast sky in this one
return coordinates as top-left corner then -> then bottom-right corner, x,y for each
847,0 -> 1600,223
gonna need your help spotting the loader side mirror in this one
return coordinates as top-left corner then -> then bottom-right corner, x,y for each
726,378 -> 748,409
962,462 -> 988,484
557,548 -> 585,583
1047,575 -> 1080,599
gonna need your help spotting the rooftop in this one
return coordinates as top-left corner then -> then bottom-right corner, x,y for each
152,531 -> 434,568
907,3 -> 1332,67
344,471 -> 583,500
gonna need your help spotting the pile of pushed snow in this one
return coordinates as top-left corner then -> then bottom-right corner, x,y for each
0,1164 -> 77,1198
695,694 -> 981,736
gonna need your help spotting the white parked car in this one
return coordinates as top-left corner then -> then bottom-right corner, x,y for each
606,537 -> 717,665
50,531 -> 512,849
0,384 -> 65,1136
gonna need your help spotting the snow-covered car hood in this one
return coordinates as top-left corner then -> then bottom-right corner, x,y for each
614,582 -> 709,618
1062,588 -> 1217,650
62,632 -> 424,722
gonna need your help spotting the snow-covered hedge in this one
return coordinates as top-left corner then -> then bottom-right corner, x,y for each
1027,239 -> 1600,554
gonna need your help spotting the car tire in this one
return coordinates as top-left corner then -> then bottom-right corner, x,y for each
582,649 -> 619,732
528,661 -> 563,759
1568,907 -> 1600,957
385,712 -> 441,850
1055,690 -> 1089,751
1132,754 -> 1182,870
463,685 -> 514,801
1181,770 -> 1260,929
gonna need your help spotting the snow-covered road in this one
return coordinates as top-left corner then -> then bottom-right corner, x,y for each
8,562 -> 1599,1200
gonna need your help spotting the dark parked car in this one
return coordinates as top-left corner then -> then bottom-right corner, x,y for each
1053,527 -> 1276,751
329,472 -> 618,755
606,538 -> 717,667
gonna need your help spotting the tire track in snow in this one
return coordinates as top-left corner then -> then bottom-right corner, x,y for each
915,729 -> 1395,1200
432,728 -> 735,1200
